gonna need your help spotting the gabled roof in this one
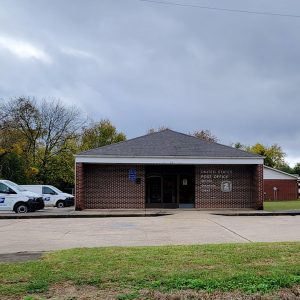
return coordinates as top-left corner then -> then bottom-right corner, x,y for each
264,165 -> 299,180
77,129 -> 262,158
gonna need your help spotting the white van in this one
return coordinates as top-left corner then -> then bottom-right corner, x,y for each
21,185 -> 74,208
0,180 -> 44,213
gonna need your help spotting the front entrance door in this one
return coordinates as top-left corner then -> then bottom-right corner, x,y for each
145,165 -> 195,208
146,176 -> 161,204
163,175 -> 177,204
179,174 -> 195,208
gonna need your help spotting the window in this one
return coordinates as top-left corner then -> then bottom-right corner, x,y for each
3,180 -> 26,192
0,183 -> 12,194
42,186 -> 57,195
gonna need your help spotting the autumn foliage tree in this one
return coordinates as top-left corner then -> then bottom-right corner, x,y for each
248,144 -> 286,168
233,142 -> 287,169
0,97 -> 128,188
0,97 -> 84,186
81,119 -> 126,150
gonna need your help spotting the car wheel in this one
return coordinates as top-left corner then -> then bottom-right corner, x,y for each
56,201 -> 65,208
15,203 -> 28,214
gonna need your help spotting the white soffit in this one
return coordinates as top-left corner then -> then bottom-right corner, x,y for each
76,156 -> 264,165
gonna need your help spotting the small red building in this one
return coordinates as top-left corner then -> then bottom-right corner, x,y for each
263,166 -> 299,201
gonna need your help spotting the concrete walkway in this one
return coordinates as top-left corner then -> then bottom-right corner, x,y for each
1,211 -> 300,254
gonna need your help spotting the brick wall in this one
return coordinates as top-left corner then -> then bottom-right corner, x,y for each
253,164 -> 264,209
195,165 -> 262,209
76,163 -> 263,210
75,163 -> 85,210
83,164 -> 145,209
264,179 -> 298,201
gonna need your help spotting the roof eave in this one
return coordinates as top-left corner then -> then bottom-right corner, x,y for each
75,154 -> 262,159
75,155 -> 264,165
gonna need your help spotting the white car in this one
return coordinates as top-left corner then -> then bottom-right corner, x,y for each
0,180 -> 44,213
21,185 -> 74,208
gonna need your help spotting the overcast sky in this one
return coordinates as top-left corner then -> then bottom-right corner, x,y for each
0,0 -> 300,165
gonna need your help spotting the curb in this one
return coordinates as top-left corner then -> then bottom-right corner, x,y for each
212,212 -> 300,216
0,213 -> 170,219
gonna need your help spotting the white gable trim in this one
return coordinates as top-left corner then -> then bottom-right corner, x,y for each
76,156 -> 263,165
264,166 -> 298,180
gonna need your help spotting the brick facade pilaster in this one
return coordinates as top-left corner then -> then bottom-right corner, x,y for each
75,163 -> 85,210
253,164 -> 264,210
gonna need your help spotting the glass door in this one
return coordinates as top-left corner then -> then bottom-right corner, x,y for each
179,174 -> 195,208
163,175 -> 177,204
146,176 -> 162,204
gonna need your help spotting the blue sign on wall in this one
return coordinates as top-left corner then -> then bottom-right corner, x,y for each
128,168 -> 137,182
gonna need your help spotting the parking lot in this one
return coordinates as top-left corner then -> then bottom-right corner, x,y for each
1,211 -> 300,254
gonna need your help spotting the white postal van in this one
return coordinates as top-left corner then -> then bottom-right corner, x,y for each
21,185 -> 74,208
0,180 -> 44,213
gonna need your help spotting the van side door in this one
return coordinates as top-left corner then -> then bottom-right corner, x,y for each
0,183 -> 16,211
42,186 -> 58,207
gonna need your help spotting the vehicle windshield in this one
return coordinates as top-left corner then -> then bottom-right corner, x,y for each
4,180 -> 27,192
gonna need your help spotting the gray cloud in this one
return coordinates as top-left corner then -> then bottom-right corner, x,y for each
0,0 -> 300,164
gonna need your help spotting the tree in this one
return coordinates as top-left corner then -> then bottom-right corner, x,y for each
147,126 -> 169,134
0,97 -> 85,186
277,163 -> 294,174
0,127 -> 27,159
233,142 -> 244,149
0,152 -> 28,183
233,142 -> 286,168
0,98 -> 39,161
192,130 -> 218,143
40,138 -> 79,186
0,98 -> 35,181
247,143 -> 286,168
293,163 -> 300,176
81,119 -> 126,150
0,97 -> 127,187
37,100 -> 84,183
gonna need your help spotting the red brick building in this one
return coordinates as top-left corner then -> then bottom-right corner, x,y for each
263,166 -> 299,201
75,130 -> 264,210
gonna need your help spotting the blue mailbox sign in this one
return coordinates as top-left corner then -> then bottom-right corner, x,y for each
128,168 -> 137,182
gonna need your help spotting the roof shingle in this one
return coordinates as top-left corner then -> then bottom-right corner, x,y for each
77,129 -> 261,158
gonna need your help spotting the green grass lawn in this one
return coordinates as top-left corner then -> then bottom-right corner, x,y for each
264,200 -> 300,211
1,242 -> 300,299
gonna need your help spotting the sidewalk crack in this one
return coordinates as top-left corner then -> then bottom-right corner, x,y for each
207,218 -> 253,243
